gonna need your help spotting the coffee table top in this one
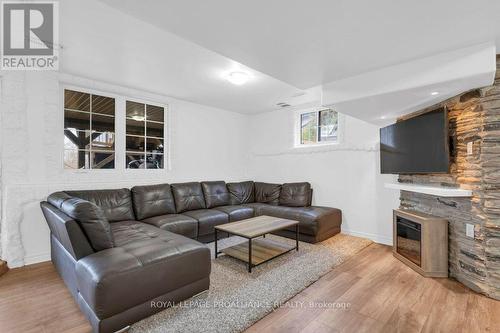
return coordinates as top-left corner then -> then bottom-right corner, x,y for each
215,215 -> 298,238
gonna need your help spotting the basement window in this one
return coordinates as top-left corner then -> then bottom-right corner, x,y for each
125,101 -> 165,169
297,109 -> 338,146
64,89 -> 115,169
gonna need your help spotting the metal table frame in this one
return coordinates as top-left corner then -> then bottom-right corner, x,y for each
214,224 -> 299,273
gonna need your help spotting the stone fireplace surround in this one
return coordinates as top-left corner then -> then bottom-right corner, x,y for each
398,55 -> 500,300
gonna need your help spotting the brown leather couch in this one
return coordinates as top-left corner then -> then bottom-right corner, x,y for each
40,181 -> 341,333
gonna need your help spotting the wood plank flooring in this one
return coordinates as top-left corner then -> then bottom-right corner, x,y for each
0,243 -> 498,333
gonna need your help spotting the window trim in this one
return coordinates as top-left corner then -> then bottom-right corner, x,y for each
294,107 -> 343,148
61,85 -> 169,172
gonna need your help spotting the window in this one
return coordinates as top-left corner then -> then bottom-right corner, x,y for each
125,101 -> 165,169
299,109 -> 338,145
64,89 -> 115,169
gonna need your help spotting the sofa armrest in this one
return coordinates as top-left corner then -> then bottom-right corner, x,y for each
75,244 -> 210,319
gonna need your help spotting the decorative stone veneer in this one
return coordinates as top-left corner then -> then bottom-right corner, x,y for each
399,55 -> 500,299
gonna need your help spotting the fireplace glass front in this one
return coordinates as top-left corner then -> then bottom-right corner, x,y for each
396,216 -> 422,266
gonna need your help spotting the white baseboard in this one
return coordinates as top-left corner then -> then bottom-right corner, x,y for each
342,229 -> 393,246
24,252 -> 51,266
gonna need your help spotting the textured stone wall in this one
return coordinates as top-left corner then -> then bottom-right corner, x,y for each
399,55 -> 500,299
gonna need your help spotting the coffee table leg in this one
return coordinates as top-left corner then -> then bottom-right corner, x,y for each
296,224 -> 299,251
215,229 -> 218,259
248,238 -> 252,273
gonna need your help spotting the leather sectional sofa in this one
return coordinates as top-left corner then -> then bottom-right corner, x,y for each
40,181 -> 342,333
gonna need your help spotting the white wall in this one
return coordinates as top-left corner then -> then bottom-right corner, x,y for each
0,71 -> 248,267
0,0 -> 400,268
245,107 -> 399,244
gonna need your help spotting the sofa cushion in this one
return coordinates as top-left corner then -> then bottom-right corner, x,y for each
47,191 -> 73,208
171,182 -> 206,213
182,209 -> 229,236
279,182 -> 312,207
131,183 -> 176,220
241,202 -> 270,216
201,181 -> 230,208
76,220 -> 210,319
254,182 -> 282,205
65,189 -> 135,222
227,181 -> 255,204
60,197 -> 114,251
259,205 -> 342,236
214,205 -> 254,222
142,214 -> 198,238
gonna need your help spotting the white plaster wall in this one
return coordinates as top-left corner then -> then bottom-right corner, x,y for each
0,0 -> 400,268
245,107 -> 400,245
0,72 -> 249,267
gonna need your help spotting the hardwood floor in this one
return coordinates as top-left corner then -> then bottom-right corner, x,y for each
246,244 -> 500,333
1,243 -> 498,333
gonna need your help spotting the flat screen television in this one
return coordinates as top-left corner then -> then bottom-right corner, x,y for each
380,107 -> 449,174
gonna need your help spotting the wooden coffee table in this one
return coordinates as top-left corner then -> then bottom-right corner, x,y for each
214,215 -> 299,272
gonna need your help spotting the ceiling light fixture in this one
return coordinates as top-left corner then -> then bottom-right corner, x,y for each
131,115 -> 145,121
226,71 -> 250,85
431,91 -> 439,96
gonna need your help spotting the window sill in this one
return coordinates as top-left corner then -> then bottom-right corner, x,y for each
294,142 -> 340,149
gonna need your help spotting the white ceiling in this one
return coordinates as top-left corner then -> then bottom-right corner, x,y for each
100,0 -> 500,89
59,0 -> 314,114
322,43 -> 497,126
63,0 -> 500,121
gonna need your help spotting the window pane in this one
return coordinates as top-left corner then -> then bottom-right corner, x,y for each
126,153 -> 146,169
92,114 -> 114,132
126,119 -> 145,136
91,151 -> 115,169
146,137 -> 164,153
126,135 -> 145,152
65,110 -> 90,131
319,110 -> 338,142
146,121 -> 164,138
91,132 -> 115,151
64,150 -> 89,169
146,104 -> 164,122
64,90 -> 90,111
64,90 -> 116,169
64,129 -> 92,150
300,112 -> 317,144
126,101 -> 145,120
146,153 -> 163,169
92,95 -> 115,115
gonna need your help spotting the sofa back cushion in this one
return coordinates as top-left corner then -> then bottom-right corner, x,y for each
201,181 -> 230,208
131,184 -> 176,220
65,189 -> 135,222
254,182 -> 282,205
227,181 -> 255,204
279,182 -> 312,207
171,182 -> 206,213
60,197 -> 114,251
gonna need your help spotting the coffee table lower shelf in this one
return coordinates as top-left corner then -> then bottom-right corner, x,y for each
219,238 -> 296,272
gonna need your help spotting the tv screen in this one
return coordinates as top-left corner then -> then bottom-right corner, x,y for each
380,108 -> 449,174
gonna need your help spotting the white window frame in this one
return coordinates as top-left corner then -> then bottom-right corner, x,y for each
294,107 -> 343,148
61,85 -> 169,172
124,97 -> 167,170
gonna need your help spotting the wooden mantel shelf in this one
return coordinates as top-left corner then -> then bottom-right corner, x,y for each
385,183 -> 472,197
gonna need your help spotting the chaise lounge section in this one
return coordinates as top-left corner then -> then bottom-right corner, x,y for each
40,180 -> 341,333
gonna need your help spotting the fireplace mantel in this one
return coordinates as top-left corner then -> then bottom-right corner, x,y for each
385,183 -> 472,197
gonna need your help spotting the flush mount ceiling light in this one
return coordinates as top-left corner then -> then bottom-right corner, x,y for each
226,71 -> 250,85
431,91 -> 440,96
